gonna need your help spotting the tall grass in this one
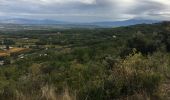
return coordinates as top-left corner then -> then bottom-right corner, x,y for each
0,51 -> 169,100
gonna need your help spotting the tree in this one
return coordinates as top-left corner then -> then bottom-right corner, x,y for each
3,39 -> 15,50
127,32 -> 157,54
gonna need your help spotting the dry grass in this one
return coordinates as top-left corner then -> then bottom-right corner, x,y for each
0,47 -> 29,57
0,51 -> 9,57
8,48 -> 29,53
15,85 -> 76,100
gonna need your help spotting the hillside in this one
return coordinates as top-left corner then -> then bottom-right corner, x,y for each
0,22 -> 170,100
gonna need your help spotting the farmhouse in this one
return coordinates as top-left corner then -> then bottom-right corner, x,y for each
0,45 -> 6,50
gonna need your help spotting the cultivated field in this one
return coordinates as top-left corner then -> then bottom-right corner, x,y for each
0,47 -> 29,57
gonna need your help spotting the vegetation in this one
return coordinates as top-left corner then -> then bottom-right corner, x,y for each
0,22 -> 170,100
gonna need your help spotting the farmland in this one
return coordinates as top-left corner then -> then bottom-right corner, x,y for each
0,47 -> 29,55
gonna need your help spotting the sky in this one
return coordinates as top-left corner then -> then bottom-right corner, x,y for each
0,0 -> 170,22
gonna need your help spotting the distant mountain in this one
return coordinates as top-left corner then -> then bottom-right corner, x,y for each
0,18 -> 160,27
90,19 -> 159,27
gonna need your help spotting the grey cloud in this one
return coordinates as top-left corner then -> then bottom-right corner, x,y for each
0,0 -> 170,22
127,1 -> 165,14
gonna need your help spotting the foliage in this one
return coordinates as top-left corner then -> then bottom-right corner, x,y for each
0,22 -> 170,99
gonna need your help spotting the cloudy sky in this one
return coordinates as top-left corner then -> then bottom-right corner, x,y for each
0,0 -> 170,22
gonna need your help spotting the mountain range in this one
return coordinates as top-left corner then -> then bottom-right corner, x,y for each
0,18 -> 160,27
